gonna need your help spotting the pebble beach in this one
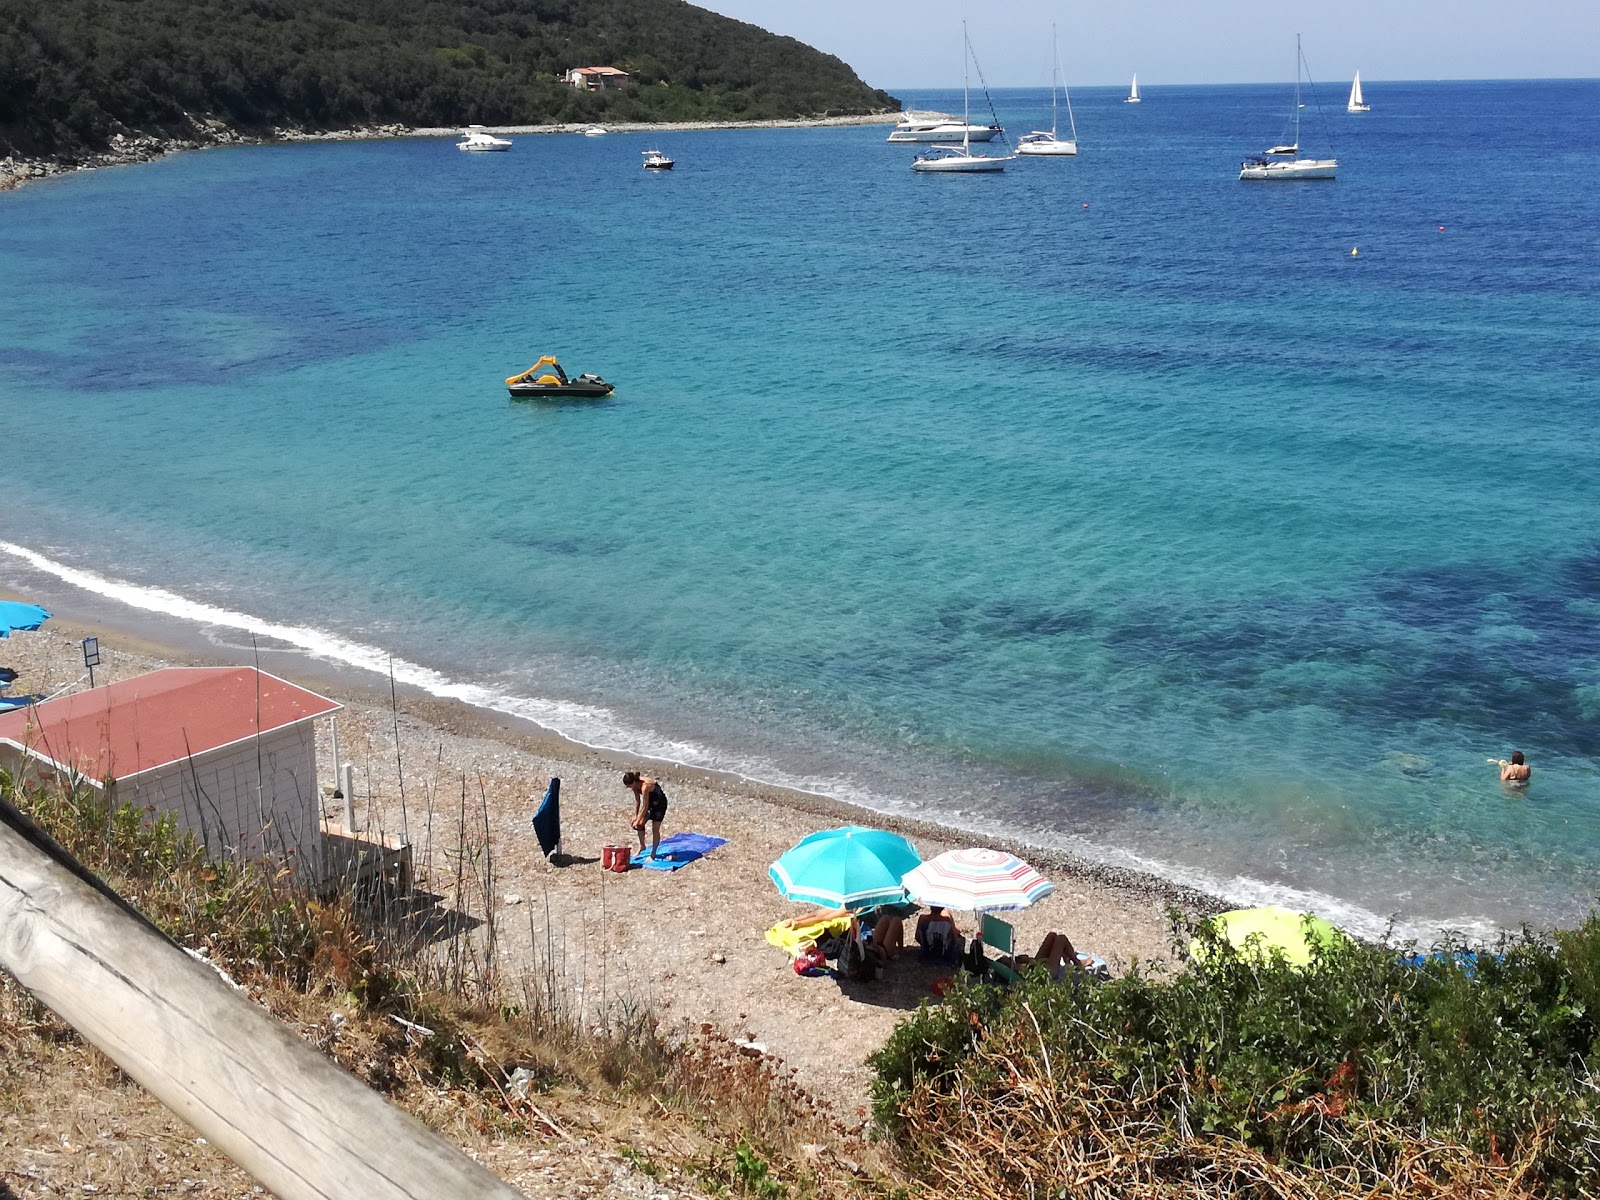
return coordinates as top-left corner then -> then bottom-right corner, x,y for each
0,596 -> 1197,1111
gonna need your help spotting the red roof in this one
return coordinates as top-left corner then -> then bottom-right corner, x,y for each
0,667 -> 341,784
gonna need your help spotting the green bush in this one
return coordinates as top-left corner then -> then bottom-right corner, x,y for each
871,914 -> 1600,1195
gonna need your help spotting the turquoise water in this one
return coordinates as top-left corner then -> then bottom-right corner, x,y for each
4,80 -> 1598,938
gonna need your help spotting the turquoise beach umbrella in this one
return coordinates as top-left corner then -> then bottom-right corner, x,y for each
769,826 -> 920,910
0,601 -> 51,638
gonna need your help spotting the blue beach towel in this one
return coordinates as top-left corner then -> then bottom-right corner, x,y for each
631,832 -> 728,871
530,777 -> 561,860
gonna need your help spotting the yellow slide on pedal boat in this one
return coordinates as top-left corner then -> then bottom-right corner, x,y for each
505,355 -> 615,399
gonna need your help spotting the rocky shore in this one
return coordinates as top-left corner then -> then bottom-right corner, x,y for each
0,112 -> 899,192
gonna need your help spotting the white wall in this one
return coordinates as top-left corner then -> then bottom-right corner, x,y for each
113,724 -> 323,877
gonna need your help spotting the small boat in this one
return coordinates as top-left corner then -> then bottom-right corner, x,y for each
641,149 -> 674,170
581,125 -> 608,137
911,25 -> 1013,173
506,356 -> 615,399
1240,37 -> 1337,180
457,125 -> 512,152
1016,26 -> 1079,157
1347,70 -> 1370,113
1125,74 -> 1141,103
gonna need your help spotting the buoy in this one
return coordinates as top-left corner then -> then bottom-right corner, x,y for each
1438,225 -> 1446,231
1350,246 -> 1359,256
1082,203 -> 1089,209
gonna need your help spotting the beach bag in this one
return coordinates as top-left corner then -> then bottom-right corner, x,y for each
793,946 -> 827,976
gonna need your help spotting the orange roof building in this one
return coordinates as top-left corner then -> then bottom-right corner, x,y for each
0,667 -> 341,873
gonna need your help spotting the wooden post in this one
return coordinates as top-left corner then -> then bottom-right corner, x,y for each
0,809 -> 528,1200
343,762 -> 356,835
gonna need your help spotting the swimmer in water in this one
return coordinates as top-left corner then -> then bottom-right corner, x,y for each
1495,751 -> 1531,787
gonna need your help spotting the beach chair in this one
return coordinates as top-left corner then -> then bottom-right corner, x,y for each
980,914 -> 1023,983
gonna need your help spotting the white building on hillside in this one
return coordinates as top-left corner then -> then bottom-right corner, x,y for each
565,66 -> 631,91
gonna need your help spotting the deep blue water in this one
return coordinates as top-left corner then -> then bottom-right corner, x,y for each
3,80 -> 1598,939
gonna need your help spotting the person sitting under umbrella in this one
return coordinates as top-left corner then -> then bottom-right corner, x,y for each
914,905 -> 964,962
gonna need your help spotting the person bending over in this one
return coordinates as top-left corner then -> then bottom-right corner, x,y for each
622,770 -> 669,857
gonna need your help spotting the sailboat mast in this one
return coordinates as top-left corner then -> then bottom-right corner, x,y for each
1293,33 -> 1302,149
1050,25 -> 1059,138
962,22 -> 972,154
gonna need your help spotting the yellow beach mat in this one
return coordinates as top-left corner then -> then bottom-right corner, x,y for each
764,915 -> 852,957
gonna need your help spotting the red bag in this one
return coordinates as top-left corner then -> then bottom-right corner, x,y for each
793,946 -> 827,976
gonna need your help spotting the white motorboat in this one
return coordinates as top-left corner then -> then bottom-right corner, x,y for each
912,25 -> 1013,173
1016,26 -> 1079,157
1347,71 -> 1370,113
581,125 -> 608,137
1240,37 -> 1336,180
1125,75 -> 1141,103
641,149 -> 674,170
457,126 -> 512,152
887,113 -> 1002,143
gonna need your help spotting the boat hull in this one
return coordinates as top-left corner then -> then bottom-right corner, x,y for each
1239,157 -> 1337,180
1016,137 -> 1078,156
1346,104 -> 1370,113
458,144 -> 510,152
911,154 -> 1009,173
508,381 -> 615,399
887,125 -> 1001,143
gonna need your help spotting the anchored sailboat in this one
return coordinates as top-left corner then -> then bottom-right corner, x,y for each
1240,36 -> 1337,180
912,24 -> 1013,173
1017,26 -> 1079,156
1347,70 -> 1370,113
1125,74 -> 1141,103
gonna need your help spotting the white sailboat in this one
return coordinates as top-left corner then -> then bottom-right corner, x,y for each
1239,36 -> 1337,180
1347,70 -> 1370,113
1125,74 -> 1141,103
1016,26 -> 1079,156
912,25 -> 1014,173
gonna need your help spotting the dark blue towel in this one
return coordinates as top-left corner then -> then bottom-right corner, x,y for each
531,777 -> 561,859
630,832 -> 728,871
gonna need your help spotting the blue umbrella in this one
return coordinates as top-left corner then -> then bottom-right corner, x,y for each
769,826 -> 920,910
0,601 -> 51,638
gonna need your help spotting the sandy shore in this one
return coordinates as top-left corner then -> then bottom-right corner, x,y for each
0,590 -> 1206,1114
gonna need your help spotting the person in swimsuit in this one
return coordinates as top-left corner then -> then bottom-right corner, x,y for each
1497,751 -> 1531,787
622,770 -> 669,857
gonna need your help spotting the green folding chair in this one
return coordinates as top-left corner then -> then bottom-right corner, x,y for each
980,914 -> 1022,984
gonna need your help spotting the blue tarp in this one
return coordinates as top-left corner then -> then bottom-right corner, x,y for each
0,601 -> 51,638
631,832 -> 728,871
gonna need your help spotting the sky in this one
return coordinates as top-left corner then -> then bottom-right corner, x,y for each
694,1 -> 1599,90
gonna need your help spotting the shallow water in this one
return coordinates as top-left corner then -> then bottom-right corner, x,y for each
3,80 -> 1598,939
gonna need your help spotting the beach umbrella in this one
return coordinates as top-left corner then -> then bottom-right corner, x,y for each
1191,905 -> 1347,969
769,826 -> 921,910
901,847 -> 1056,913
0,601 -> 51,638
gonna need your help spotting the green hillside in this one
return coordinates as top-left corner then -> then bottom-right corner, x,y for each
0,0 -> 899,160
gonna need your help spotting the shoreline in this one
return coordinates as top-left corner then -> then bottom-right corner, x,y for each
0,112 -> 901,193
0,578 -> 1198,1110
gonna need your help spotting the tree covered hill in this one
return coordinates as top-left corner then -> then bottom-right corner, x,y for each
0,0 -> 899,160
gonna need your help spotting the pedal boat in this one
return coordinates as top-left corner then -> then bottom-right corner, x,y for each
506,356 -> 615,399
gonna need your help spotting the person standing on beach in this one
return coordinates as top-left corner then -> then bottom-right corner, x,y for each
623,770 -> 668,858
1497,751 -> 1531,787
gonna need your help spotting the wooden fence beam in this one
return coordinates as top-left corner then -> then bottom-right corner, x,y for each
0,808 -> 528,1200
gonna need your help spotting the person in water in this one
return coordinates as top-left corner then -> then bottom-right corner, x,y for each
622,770 -> 668,857
1497,751 -> 1531,786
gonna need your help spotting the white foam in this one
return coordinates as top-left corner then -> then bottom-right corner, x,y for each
0,538 -> 1522,943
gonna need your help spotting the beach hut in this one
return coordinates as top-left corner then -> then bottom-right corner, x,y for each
0,666 -> 340,876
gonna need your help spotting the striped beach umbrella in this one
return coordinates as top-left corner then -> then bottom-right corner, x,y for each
769,827 -> 920,910
901,847 -> 1056,913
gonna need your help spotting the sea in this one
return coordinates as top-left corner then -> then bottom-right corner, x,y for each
3,79 -> 1597,943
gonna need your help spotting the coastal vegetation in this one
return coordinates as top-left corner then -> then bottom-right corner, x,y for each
11,761 -> 1596,1198
0,0 -> 898,161
872,916 -> 1600,1198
